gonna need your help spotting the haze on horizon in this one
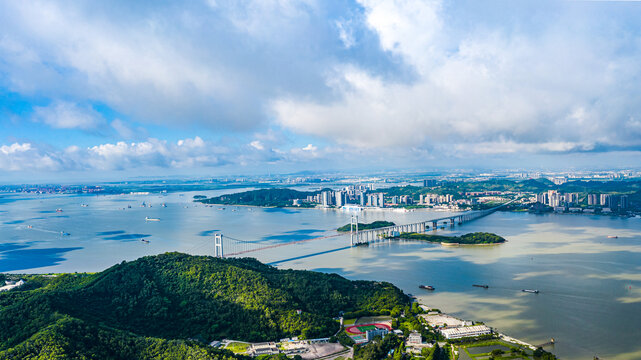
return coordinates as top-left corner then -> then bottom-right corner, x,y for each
1,0 -> 641,181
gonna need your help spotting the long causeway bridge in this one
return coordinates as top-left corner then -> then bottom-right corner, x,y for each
349,201 -> 512,246
213,200 -> 513,258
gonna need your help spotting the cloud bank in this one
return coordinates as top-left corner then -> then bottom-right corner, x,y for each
273,0 -> 641,154
1,0 -> 641,175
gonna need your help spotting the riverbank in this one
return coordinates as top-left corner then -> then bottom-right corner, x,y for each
417,302 -> 555,359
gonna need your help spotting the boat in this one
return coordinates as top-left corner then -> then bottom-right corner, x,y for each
80,204 -> 89,207
419,285 -> 435,291
522,289 -> 539,294
607,235 -> 618,239
128,205 -> 132,209
354,242 -> 369,247
27,225 -> 33,229
145,217 -> 160,221
473,284 -> 489,289
55,208 -> 63,212
140,238 -> 150,243
60,231 -> 71,236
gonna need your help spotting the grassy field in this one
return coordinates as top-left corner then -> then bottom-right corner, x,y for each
355,315 -> 392,324
356,325 -> 377,332
343,318 -> 356,326
458,340 -> 532,359
225,342 -> 250,354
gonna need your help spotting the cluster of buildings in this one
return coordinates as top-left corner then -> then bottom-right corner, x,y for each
535,190 -> 580,207
299,180 -> 464,209
419,193 -> 454,205
304,185 -> 396,208
586,193 -> 629,209
535,190 -> 629,211
420,313 -> 492,340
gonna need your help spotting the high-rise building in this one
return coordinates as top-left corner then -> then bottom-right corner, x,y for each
321,191 -> 332,207
564,193 -> 578,204
587,194 -> 598,206
335,191 -> 345,207
600,194 -> 611,207
423,179 -> 437,187
367,193 -> 377,207
548,191 -> 560,207
620,195 -> 629,209
378,193 -> 385,208
359,193 -> 365,206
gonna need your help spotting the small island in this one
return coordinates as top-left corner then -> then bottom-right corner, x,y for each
393,232 -> 506,245
337,220 -> 395,232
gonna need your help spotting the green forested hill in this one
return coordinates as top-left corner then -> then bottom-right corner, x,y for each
396,232 -> 506,244
337,221 -> 395,232
0,253 -> 408,359
197,188 -> 318,207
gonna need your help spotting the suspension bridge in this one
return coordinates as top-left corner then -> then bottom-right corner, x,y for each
210,200 -> 514,259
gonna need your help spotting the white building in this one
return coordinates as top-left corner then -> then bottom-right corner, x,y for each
251,342 -> 279,356
440,325 -> 491,340
407,331 -> 422,345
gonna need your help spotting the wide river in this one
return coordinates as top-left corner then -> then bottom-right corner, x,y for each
1,189 -> 640,359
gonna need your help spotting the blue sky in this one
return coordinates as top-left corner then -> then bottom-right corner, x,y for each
1,0 -> 641,181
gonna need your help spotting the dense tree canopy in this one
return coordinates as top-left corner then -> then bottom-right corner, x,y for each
197,188 -> 320,207
396,232 -> 506,244
337,221 -> 395,232
0,253 -> 409,359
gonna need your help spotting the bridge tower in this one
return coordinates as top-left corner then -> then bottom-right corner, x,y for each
214,234 -> 224,258
350,215 -> 359,246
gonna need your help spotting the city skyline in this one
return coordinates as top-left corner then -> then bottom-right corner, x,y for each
2,0 -> 641,181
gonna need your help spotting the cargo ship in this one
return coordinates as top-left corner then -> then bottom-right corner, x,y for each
473,284 -> 489,289
607,235 -> 618,239
522,289 -> 539,294
145,217 -> 160,221
419,285 -> 435,290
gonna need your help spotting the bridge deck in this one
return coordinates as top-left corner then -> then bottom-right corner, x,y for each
223,200 -> 514,257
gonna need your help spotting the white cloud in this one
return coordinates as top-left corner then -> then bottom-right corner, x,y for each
2,0 -> 641,168
0,136 -> 333,173
0,143 -> 64,171
86,137 -> 221,170
0,0 -> 334,131
110,119 -> 147,140
273,0 -> 641,155
250,140 -> 265,150
336,19 -> 355,48
358,0 -> 442,69
33,101 -> 104,131
302,143 -> 317,151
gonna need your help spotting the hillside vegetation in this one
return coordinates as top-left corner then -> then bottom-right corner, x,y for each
396,232 -> 506,244
0,253 -> 408,359
337,221 -> 395,232
197,188 -> 318,207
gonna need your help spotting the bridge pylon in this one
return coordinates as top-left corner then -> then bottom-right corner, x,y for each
350,215 -> 359,246
214,234 -> 224,258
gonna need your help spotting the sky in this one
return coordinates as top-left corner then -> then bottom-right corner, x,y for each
1,0 -> 641,181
